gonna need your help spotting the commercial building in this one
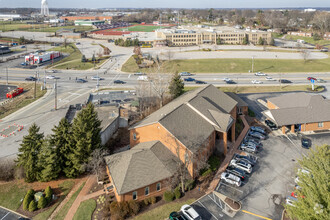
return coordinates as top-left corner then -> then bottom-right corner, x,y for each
74,20 -> 105,26
156,26 -> 272,46
61,16 -> 113,21
288,31 -> 313,37
263,93 -> 330,134
105,85 -> 248,202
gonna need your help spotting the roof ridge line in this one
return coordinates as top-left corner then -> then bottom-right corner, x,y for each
186,102 -> 220,130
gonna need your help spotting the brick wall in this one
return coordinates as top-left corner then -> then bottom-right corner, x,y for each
300,121 -> 330,132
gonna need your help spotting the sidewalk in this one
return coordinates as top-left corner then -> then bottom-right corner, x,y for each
207,115 -> 250,193
64,175 -> 104,220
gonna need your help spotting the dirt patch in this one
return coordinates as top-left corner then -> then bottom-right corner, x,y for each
224,197 -> 240,210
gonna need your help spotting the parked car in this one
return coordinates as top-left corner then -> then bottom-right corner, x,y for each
307,77 -> 317,81
114,80 -> 126,84
250,126 -> 266,135
243,137 -> 262,147
76,78 -> 87,83
240,143 -> 258,153
221,172 -> 241,186
21,62 -> 28,66
169,212 -> 187,220
226,80 -> 236,84
301,137 -> 311,149
255,72 -> 267,76
180,205 -> 201,220
279,79 -> 292,84
266,77 -> 276,81
317,79 -> 326,83
234,153 -> 257,166
230,159 -> 252,173
248,131 -> 266,140
251,80 -> 263,84
25,76 -> 37,81
195,80 -> 207,84
265,119 -> 277,130
226,166 -> 247,180
184,77 -> 195,82
180,72 -> 192,76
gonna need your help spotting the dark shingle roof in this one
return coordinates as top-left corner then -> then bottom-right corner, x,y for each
104,141 -> 180,195
264,94 -> 330,126
267,93 -> 313,108
225,92 -> 248,107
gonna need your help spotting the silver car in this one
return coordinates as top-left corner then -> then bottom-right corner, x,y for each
249,131 -> 266,140
240,143 -> 258,153
250,126 -> 266,134
221,172 -> 241,186
230,159 -> 252,173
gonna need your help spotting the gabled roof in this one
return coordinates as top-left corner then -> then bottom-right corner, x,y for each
104,141 -> 180,195
130,85 -> 238,153
267,93 -> 313,108
264,94 -> 330,126
225,92 -> 248,107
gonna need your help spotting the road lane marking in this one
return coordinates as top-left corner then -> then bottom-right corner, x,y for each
0,212 -> 10,220
197,201 -> 218,220
242,210 -> 272,220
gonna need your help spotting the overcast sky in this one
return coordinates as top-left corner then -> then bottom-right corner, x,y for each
1,0 -> 330,8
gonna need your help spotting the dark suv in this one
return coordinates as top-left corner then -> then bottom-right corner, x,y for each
265,119 -> 277,130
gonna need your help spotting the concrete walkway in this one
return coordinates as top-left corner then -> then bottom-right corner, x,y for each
64,175 -> 105,220
207,115 -> 250,193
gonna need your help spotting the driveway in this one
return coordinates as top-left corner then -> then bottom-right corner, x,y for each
0,207 -> 25,220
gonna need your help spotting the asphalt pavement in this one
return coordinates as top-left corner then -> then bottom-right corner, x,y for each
0,207 -> 25,220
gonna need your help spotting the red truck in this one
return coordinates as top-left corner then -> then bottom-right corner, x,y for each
6,88 -> 24,99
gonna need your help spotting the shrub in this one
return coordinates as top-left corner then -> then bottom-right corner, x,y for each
128,200 -> 140,216
23,189 -> 35,210
185,179 -> 195,191
45,186 -> 52,203
208,155 -> 221,171
174,187 -> 181,199
120,201 -> 130,217
163,191 -> 174,202
248,108 -> 255,117
38,196 -> 47,209
110,201 -> 124,220
29,200 -> 37,212
151,196 -> 156,204
201,168 -> 212,176
143,198 -> 149,205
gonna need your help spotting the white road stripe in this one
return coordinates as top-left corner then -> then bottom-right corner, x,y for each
198,200 -> 218,220
0,212 -> 10,220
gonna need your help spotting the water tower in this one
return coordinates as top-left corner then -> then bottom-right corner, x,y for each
41,0 -> 49,17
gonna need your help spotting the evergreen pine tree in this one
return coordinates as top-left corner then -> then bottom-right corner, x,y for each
67,103 -> 102,177
29,200 -> 37,212
49,118 -> 73,175
16,123 -> 44,182
169,72 -> 185,98
37,196 -> 47,209
45,186 -> 53,203
81,55 -> 87,63
37,137 -> 61,182
92,54 -> 96,62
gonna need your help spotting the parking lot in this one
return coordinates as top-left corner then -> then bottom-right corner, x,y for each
0,207 -> 25,220
0,84 -> 17,101
213,128 -> 330,220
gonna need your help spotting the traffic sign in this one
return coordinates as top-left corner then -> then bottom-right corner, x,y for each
311,79 -> 315,83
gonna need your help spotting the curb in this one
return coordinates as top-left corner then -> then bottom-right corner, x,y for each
0,205 -> 28,219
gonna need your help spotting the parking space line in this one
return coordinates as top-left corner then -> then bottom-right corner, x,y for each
0,212 -> 10,220
242,210 -> 272,220
208,194 -> 224,210
218,182 -> 243,193
197,201 -> 219,220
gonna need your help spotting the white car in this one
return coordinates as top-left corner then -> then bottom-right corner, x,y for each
46,75 -> 56,79
222,77 -> 231,81
134,72 -> 145,76
91,76 -> 102,80
181,204 -> 201,220
266,77 -> 276,81
230,159 -> 252,173
221,172 -> 241,186
255,72 -> 267,76
137,75 -> 148,81
180,72 -> 192,76
251,80 -> 263,84
46,70 -> 57,73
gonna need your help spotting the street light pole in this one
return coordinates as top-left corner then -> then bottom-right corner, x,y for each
54,79 -> 57,110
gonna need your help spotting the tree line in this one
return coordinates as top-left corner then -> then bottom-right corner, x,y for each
16,103 -> 102,182
114,38 -> 139,47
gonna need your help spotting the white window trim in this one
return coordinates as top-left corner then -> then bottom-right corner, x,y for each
318,122 -> 324,128
156,183 -> 161,191
145,187 -> 149,196
132,191 -> 137,200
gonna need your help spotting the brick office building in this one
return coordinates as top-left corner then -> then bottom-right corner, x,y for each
105,85 -> 248,202
263,93 -> 330,134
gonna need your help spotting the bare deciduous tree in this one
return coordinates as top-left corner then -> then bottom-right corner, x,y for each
165,50 -> 174,61
300,49 -> 311,63
88,148 -> 108,182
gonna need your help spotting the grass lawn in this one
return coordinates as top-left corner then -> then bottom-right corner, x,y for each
116,25 -> 167,32
134,199 -> 196,220
121,53 -> 330,73
184,85 -> 324,94
53,182 -> 85,220
72,199 -> 96,220
0,23 -> 93,32
33,180 -> 75,220
49,44 -> 109,70
0,182 -> 28,210
0,83 -> 47,119
285,35 -> 330,47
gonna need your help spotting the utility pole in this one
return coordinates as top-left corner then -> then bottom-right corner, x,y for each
43,70 -> 46,90
34,75 -> 37,99
54,79 -> 57,110
6,66 -> 8,85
